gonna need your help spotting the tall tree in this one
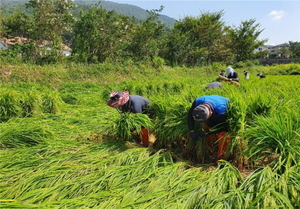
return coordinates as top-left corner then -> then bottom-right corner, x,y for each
26,0 -> 74,59
163,11 -> 228,66
227,19 -> 267,62
127,6 -> 167,62
193,11 -> 228,65
72,6 -> 135,63
289,41 -> 300,58
1,9 -> 33,38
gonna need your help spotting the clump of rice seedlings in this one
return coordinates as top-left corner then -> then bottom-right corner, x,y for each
119,81 -> 136,94
133,85 -> 147,96
103,112 -> 153,142
171,82 -> 184,93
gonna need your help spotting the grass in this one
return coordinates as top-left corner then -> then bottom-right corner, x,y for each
0,62 -> 300,208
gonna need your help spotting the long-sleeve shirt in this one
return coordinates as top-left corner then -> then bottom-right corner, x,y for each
120,95 -> 150,114
188,95 -> 230,134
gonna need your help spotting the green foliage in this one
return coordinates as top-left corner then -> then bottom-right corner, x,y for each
1,2 -> 272,66
166,11 -> 230,66
228,18 -> 267,62
1,9 -> 33,38
71,6 -> 136,63
41,90 -> 62,114
127,7 -> 167,62
233,60 -> 260,68
289,41 -> 300,58
0,90 -> 23,121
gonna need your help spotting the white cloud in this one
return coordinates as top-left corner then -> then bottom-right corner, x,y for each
268,10 -> 285,21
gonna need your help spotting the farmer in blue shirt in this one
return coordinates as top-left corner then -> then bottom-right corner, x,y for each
106,91 -> 151,146
188,95 -> 231,162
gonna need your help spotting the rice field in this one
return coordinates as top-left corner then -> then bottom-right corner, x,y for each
0,63 -> 299,208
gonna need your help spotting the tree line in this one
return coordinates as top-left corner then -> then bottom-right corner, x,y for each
1,0 -> 300,66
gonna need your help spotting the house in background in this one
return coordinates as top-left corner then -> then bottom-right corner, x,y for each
0,37 -> 71,56
254,43 -> 290,58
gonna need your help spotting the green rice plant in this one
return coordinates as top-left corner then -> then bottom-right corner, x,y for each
60,93 -> 79,105
19,89 -> 42,117
226,94 -> 249,168
145,82 -> 164,95
1,63 -> 300,208
244,110 -> 300,167
238,166 -> 295,208
0,122 -> 53,148
134,85 -> 147,96
151,98 -> 190,148
119,80 -> 136,94
41,90 -> 62,114
183,162 -> 243,209
246,92 -> 276,119
1,85 -> 63,121
103,112 -> 153,141
0,89 -> 22,121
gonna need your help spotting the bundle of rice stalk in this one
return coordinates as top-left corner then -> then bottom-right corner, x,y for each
104,113 -> 153,141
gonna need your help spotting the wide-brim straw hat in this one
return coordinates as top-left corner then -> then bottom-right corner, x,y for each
106,91 -> 130,108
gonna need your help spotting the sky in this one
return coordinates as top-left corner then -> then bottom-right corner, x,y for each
107,0 -> 300,46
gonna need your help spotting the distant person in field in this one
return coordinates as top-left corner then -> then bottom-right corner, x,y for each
106,91 -> 151,146
187,95 -> 231,163
257,72 -> 266,78
205,82 -> 223,90
225,67 -> 240,82
243,70 -> 250,79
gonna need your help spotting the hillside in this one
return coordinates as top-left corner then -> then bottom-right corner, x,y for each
1,0 -> 176,28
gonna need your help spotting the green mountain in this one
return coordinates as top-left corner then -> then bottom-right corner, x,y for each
1,0 -> 176,27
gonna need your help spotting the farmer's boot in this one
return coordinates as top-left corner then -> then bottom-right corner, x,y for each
140,128 -> 149,146
217,131 -> 230,162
